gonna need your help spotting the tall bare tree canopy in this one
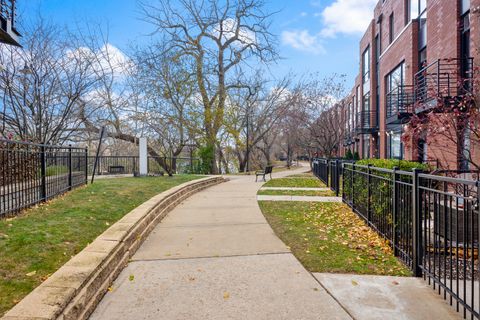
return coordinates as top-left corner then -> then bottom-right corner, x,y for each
140,0 -> 279,173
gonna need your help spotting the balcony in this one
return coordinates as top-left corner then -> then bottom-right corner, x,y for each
386,85 -> 415,125
0,0 -> 21,46
354,111 -> 378,135
414,58 -> 473,113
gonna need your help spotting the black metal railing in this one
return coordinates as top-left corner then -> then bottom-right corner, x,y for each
87,155 -> 202,176
0,139 -> 88,218
386,85 -> 415,119
313,158 -> 480,319
414,58 -> 474,107
355,110 -> 378,134
312,158 -> 353,197
312,158 -> 329,186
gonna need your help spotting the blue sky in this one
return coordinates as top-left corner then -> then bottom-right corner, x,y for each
17,0 -> 377,88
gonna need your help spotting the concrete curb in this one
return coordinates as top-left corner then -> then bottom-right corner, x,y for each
2,176 -> 227,320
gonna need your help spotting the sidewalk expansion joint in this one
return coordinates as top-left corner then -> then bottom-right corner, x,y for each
130,251 -> 292,263
155,222 -> 268,229
308,271 -> 356,320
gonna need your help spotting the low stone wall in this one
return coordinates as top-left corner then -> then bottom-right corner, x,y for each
2,176 -> 227,320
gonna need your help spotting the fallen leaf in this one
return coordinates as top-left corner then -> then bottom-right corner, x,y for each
129,275 -> 135,281
351,280 -> 358,286
26,271 -> 37,277
223,292 -> 230,300
392,280 -> 399,285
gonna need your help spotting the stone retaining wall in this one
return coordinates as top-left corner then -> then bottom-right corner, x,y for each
2,176 -> 227,320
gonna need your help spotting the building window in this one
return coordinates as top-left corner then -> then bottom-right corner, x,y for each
419,48 -> 427,69
462,0 -> 470,15
386,62 -> 405,94
363,136 -> 370,159
461,7 -> 471,80
363,93 -> 370,112
362,46 -> 370,84
388,132 -> 403,159
389,13 -> 394,43
356,86 -> 361,115
418,139 -> 427,163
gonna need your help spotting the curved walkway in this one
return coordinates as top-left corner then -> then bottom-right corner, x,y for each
89,166 -> 352,320
89,165 -> 461,320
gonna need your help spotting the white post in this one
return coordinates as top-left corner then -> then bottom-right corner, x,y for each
139,137 -> 148,176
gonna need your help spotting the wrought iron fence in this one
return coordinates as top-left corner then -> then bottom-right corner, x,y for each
87,155 -> 202,176
0,139 -> 88,218
312,158 -> 480,319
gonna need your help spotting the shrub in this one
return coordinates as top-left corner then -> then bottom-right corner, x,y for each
197,144 -> 215,174
45,165 -> 69,177
355,158 -> 430,172
345,149 -> 353,160
353,151 -> 360,160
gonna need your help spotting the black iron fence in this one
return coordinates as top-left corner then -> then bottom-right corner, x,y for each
312,158 -> 480,319
87,156 -> 202,176
312,158 -> 352,196
1,139 -> 87,218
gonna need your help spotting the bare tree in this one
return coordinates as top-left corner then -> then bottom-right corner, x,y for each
224,74 -> 292,172
294,74 -> 347,158
140,0 -> 279,173
0,19 -> 98,144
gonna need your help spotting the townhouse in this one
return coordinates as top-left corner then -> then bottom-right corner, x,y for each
343,0 -> 479,170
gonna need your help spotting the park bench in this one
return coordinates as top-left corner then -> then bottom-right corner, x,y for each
108,165 -> 125,174
255,165 -> 273,182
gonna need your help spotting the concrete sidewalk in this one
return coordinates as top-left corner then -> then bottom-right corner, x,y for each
89,165 -> 351,320
89,165 -> 461,320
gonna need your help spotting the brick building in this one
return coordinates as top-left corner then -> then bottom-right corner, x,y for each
343,0 -> 479,169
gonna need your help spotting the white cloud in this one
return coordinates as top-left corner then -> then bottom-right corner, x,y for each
214,18 -> 257,46
281,30 -> 325,55
320,0 -> 377,37
66,43 -> 133,77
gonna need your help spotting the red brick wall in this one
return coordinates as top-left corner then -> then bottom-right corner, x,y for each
427,0 -> 461,63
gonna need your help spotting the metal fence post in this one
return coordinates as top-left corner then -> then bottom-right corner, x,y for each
392,166 -> 398,256
327,160 -> 330,187
68,145 -> 72,190
84,148 -> 88,185
335,159 -> 340,197
367,164 -> 372,224
352,163 -> 355,210
40,144 -> 47,201
412,168 -> 423,277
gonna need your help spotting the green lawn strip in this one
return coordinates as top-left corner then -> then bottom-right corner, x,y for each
258,201 -> 410,276
0,175 -> 201,316
263,176 -> 325,188
257,189 -> 335,197
285,172 -> 314,178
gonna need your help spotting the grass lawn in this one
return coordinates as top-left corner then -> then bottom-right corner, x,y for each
257,189 -> 335,197
0,175 -> 201,316
263,176 -> 325,188
258,201 -> 410,276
